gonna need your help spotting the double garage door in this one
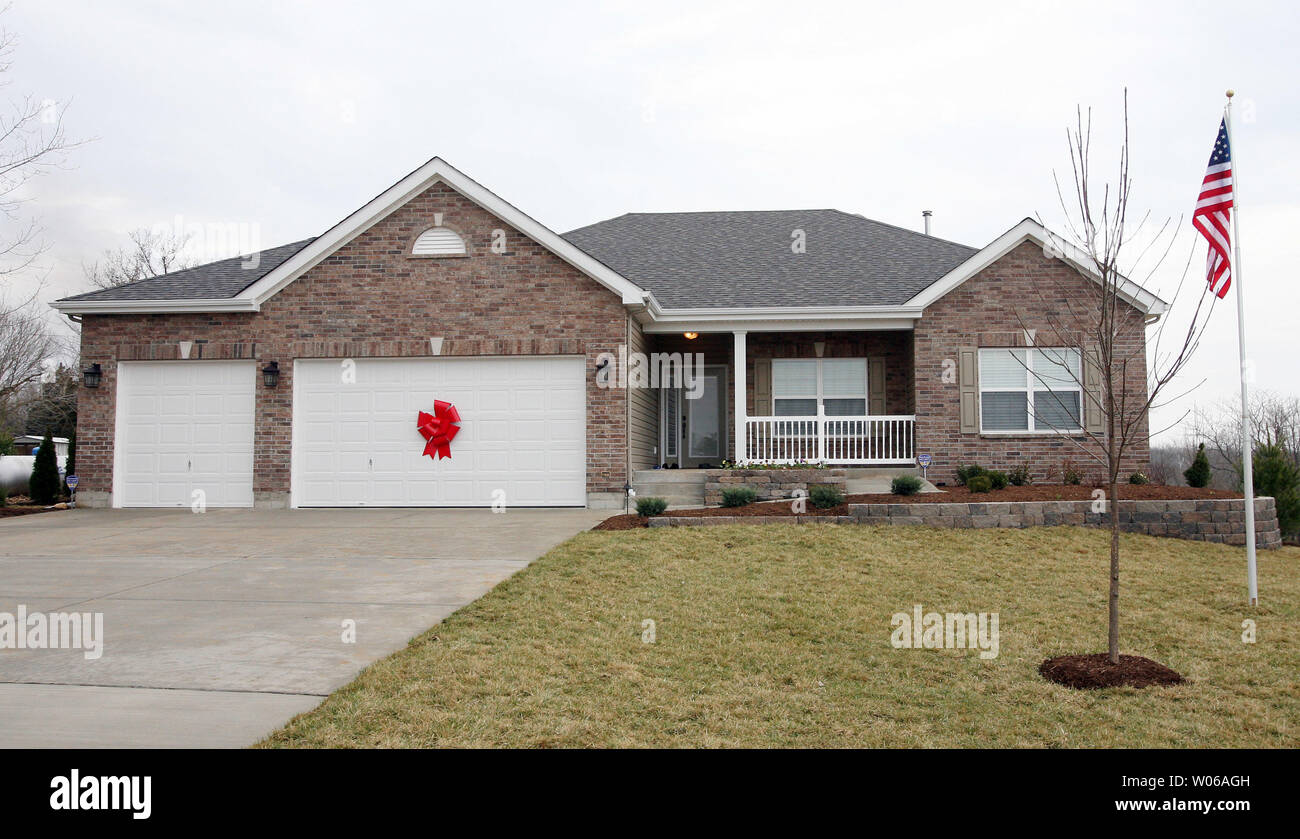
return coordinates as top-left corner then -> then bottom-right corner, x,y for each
114,357 -> 586,508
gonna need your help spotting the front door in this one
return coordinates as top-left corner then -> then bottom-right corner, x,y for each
662,365 -> 727,468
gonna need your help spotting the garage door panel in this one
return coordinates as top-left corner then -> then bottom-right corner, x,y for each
334,452 -> 369,472
155,422 -> 192,446
545,390 -> 583,412
294,356 -> 585,507
338,422 -> 371,443
477,451 -> 510,472
511,451 -> 546,472
301,392 -> 337,413
476,389 -> 511,411
513,420 -> 546,442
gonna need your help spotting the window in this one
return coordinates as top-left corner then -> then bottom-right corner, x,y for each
978,348 -> 1082,432
412,227 -> 466,256
772,358 -> 868,417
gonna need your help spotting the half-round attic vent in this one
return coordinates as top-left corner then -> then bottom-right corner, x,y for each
412,226 -> 466,256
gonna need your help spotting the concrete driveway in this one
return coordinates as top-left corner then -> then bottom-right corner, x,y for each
0,506 -> 604,747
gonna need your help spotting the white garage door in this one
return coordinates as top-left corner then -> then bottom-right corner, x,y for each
293,356 -> 586,507
115,361 -> 255,508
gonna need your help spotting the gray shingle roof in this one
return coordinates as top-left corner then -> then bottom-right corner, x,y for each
563,210 -> 978,309
57,238 -> 316,302
57,210 -> 979,309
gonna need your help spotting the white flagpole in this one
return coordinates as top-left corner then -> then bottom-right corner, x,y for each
1224,89 -> 1258,605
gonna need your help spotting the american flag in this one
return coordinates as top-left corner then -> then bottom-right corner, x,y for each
1192,119 -> 1234,299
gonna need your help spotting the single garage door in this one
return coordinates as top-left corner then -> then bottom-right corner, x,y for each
115,361 -> 256,507
293,356 -> 586,507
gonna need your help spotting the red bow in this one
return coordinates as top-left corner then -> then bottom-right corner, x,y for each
417,400 -> 462,460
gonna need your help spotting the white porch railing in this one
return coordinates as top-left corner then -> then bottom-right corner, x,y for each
743,414 -> 915,465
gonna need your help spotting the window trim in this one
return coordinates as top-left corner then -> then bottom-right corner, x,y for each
771,357 -> 869,417
977,347 -> 1083,434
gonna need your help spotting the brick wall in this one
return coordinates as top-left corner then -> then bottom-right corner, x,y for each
76,181 -> 630,504
913,242 -> 1151,485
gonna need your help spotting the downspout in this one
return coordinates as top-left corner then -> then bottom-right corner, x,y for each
626,314 -> 633,502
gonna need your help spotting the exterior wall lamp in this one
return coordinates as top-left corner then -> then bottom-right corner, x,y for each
261,361 -> 281,388
82,363 -> 103,388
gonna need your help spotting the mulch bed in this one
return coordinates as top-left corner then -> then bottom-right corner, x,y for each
1039,653 -> 1184,689
594,484 -> 1242,530
0,506 -> 60,518
0,495 -> 67,519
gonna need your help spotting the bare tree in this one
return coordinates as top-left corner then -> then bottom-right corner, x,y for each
1190,390 -> 1300,486
84,227 -> 194,290
1147,442 -> 1194,486
0,16 -> 82,294
1018,91 -> 1216,665
0,8 -> 83,437
0,302 -> 60,412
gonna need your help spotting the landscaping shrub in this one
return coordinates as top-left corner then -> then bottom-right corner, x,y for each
1008,464 -> 1032,486
1129,471 -> 1149,485
955,464 -> 987,486
1251,443 -> 1300,537
28,432 -> 61,505
987,470 -> 1009,490
720,486 -> 758,508
0,433 -> 13,456
635,497 -> 669,517
966,474 -> 992,493
891,475 -> 923,496
1059,460 -> 1083,485
1184,443 -> 1211,488
0,485 -> 6,507
809,484 -> 845,509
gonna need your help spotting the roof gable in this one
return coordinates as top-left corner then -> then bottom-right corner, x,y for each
906,218 -> 1169,316
53,158 -> 650,315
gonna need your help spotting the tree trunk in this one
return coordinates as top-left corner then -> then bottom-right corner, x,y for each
1108,473 -> 1121,664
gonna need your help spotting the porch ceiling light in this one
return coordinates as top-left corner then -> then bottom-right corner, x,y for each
261,361 -> 281,388
82,363 -> 102,389
683,332 -> 699,340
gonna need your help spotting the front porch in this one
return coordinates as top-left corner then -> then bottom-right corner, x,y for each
636,328 -> 918,469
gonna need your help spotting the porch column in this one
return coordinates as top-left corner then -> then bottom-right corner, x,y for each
733,330 -> 747,464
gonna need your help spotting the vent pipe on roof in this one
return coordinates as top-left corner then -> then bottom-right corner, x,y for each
922,210 -> 933,236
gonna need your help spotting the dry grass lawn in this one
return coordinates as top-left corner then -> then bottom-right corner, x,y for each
260,525 -> 1300,748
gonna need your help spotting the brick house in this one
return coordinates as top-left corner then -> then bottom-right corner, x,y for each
53,157 -> 1165,509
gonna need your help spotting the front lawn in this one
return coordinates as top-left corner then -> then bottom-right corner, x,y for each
261,525 -> 1299,748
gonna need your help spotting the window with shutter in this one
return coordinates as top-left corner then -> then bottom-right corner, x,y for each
977,348 -> 1083,432
771,358 -> 868,416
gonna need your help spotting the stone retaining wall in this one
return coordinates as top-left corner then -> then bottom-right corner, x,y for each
649,496 -> 1283,549
702,468 -> 846,506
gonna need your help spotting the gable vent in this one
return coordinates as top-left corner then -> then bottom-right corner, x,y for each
412,227 -> 467,256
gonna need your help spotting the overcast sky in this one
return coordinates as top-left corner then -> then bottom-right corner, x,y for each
3,0 -> 1296,441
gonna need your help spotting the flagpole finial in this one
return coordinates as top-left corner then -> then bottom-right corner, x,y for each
1226,89 -> 1235,99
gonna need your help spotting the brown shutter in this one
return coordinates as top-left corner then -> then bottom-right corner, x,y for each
753,358 -> 772,415
1084,346 -> 1104,434
868,358 -> 886,415
958,348 -> 979,434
